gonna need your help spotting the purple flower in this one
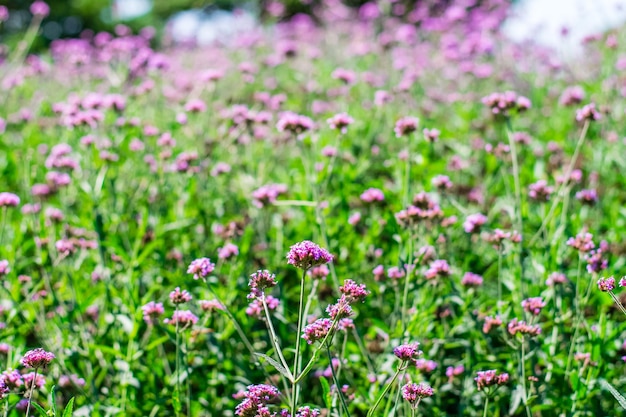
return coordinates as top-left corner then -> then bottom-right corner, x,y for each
360,188 -> 385,203
463,213 -> 487,233
597,276 -> 615,292
248,270 -> 277,299
187,258 -> 215,280
141,302 -> 164,324
276,111 -> 314,135
0,6 -> 9,23
286,240 -> 333,270
30,1 -> 50,17
169,287 -> 192,305
339,279 -> 369,303
521,297 -> 546,315
21,348 -> 55,369
394,116 -> 419,137
402,382 -> 434,404
0,192 -> 20,207
302,318 -> 333,344
327,113 -> 354,133
461,272 -> 483,287
218,243 -> 239,260
164,310 -> 198,328
576,103 -> 601,122
475,370 -> 509,391
0,260 -> 9,276
393,342 -> 422,364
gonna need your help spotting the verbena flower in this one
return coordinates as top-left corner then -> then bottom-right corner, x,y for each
597,276 -> 615,292
393,342 -> 422,364
141,301 -> 164,324
248,270 -> 277,299
475,370 -> 509,391
287,241 -> 333,270
21,348 -> 55,369
402,382 -> 434,404
187,258 -> 215,280
521,297 -> 546,315
169,287 -> 192,305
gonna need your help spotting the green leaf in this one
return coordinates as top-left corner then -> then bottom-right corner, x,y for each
320,376 -> 332,410
600,380 -> 626,410
173,389 -> 182,414
30,402 -> 48,416
253,353 -> 293,382
62,398 -> 75,417
51,385 -> 58,415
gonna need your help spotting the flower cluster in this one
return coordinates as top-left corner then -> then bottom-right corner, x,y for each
286,241 -> 333,270
521,297 -> 546,315
393,342 -> 423,365
21,348 -> 55,369
507,318 -> 541,337
567,232 -> 595,253
187,258 -> 215,280
475,370 -> 509,391
482,91 -> 531,116
234,384 -> 281,417
248,270 -> 278,299
394,116 -> 419,137
401,382 -> 434,405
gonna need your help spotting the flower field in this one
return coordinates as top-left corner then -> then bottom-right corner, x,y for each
1,0 -> 626,416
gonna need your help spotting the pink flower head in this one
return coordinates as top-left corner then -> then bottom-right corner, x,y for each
597,276 -> 615,292
287,240 -> 333,270
248,270 -> 277,299
463,213 -> 487,233
575,189 -> 598,205
360,188 -> 384,203
566,232 -> 595,253
0,192 -> 20,207
21,348 -> 55,369
0,6 -> 9,22
528,180 -> 554,202
619,277 -> 626,287
331,68 -> 356,85
475,370 -> 509,391
546,272 -> 567,286
415,359 -> 438,373
482,91 -> 530,116
560,86 -> 585,106
423,128 -> 440,142
507,318 -> 541,337
163,310 -> 198,328
276,112 -> 314,136
252,184 -> 288,208
0,260 -> 9,276
30,1 -> 50,17
339,279 -> 369,303
402,382 -> 434,404
461,272 -> 483,287
483,316 -> 502,333
424,259 -> 450,280
141,302 -> 164,324
576,103 -> 601,122
169,287 -> 192,305
394,116 -> 419,137
521,297 -> 546,315
393,342 -> 422,364
187,258 -> 215,280
218,243 -> 239,260
302,318 -> 333,344
199,299 -> 223,312
327,113 -> 354,133
432,175 -> 453,190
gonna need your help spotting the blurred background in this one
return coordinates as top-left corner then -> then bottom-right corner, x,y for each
1,0 -> 626,54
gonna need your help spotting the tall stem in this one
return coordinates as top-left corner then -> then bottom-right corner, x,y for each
609,292 -> 626,317
175,307 -> 181,416
326,346 -> 351,417
400,228 -> 415,338
25,368 -> 38,417
261,296 -> 294,380
521,337 -> 532,417
497,246 -> 503,316
203,280 -> 257,360
530,120 -> 590,246
367,363 -> 404,417
291,269 -> 308,415
482,396 -> 490,417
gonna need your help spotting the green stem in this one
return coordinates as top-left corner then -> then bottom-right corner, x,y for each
203,280 -> 257,361
530,120 -> 590,246
497,246 -> 503,316
565,256 -> 584,374
261,295 -> 294,381
25,368 -> 38,417
367,363 -> 404,417
482,396 -> 490,417
609,292 -> 626,317
520,337 -> 532,417
326,346 -> 351,417
400,229 -> 415,338
291,269 -> 308,415
175,306 -> 181,416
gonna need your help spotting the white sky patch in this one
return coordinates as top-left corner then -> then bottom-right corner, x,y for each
503,0 -> 626,55
113,0 -> 152,21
